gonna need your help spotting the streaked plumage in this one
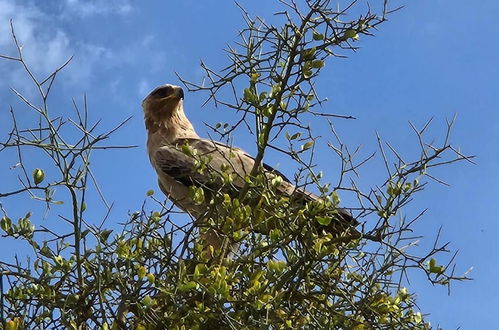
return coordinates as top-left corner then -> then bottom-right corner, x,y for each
143,84 -> 356,235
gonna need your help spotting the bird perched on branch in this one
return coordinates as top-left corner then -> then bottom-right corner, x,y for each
142,84 -> 358,243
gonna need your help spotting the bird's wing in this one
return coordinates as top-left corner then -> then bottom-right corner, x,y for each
210,140 -> 292,183
153,137 -> 356,225
153,138 -> 273,193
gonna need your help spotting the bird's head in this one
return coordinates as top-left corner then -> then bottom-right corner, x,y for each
142,84 -> 185,127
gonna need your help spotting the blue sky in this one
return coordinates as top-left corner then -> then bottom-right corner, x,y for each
0,0 -> 497,328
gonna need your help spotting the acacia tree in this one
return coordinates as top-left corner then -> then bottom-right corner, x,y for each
0,1 -> 472,329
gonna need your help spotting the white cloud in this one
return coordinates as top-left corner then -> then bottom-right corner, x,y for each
0,0 -> 115,91
131,34 -> 168,74
66,43 -> 113,85
64,0 -> 132,17
0,0 -> 166,104
138,79 -> 152,98
0,1 -> 68,75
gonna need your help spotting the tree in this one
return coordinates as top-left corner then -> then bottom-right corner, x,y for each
0,1 -> 472,329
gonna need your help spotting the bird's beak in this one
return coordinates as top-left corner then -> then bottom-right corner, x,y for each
176,87 -> 184,100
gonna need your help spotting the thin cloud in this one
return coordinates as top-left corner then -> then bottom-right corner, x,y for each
138,79 -> 152,98
0,0 -> 166,105
0,0 -> 114,91
64,0 -> 132,17
0,1 -> 70,76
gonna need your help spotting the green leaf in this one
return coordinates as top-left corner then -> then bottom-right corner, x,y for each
316,216 -> 331,226
137,265 -> 147,279
99,229 -> 113,242
428,258 -> 444,274
33,168 -> 45,185
181,144 -> 195,156
312,31 -> 324,40
269,229 -> 282,242
243,88 -> 252,100
344,29 -> 359,40
271,176 -> 283,187
262,104 -> 273,117
331,191 -> 340,205
5,320 -> 18,330
250,270 -> 265,283
81,229 -> 90,238
146,189 -> 155,196
142,295 -> 154,307
270,84 -> 281,98
301,141 -> 314,151
0,216 -> 12,233
178,281 -> 198,292
222,172 -> 234,184
286,132 -> 301,141
414,312 -> 423,324
53,255 -> 64,267
193,264 -> 207,280
250,72 -> 260,82
150,211 -> 161,222
243,88 -> 257,104
40,243 -> 53,258
311,60 -> 325,69
302,47 -> 316,60
116,240 -> 130,259
268,260 -> 287,273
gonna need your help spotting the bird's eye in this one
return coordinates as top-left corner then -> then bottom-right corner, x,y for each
151,86 -> 173,98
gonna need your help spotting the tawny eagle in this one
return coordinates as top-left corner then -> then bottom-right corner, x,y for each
142,84 -> 357,237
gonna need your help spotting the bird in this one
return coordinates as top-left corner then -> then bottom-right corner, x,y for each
142,84 -> 358,250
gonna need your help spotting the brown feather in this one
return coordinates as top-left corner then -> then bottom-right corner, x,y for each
143,84 -> 358,235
